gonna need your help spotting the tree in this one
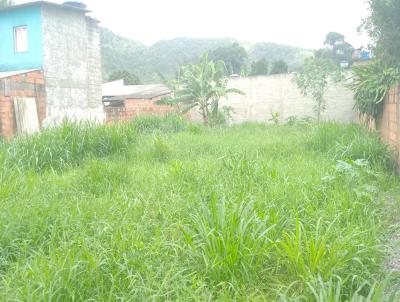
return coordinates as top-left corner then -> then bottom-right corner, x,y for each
159,54 -> 243,126
270,60 -> 289,75
318,32 -> 354,65
0,0 -> 13,8
210,43 -> 248,75
108,70 -> 141,85
324,32 -> 345,48
362,0 -> 400,65
250,59 -> 269,76
294,58 -> 342,122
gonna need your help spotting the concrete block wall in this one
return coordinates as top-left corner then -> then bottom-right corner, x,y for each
105,96 -> 176,124
377,85 -> 400,165
0,70 -> 46,138
41,6 -> 104,125
191,74 -> 356,124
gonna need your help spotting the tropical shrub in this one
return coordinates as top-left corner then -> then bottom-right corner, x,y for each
348,60 -> 400,123
158,54 -> 243,126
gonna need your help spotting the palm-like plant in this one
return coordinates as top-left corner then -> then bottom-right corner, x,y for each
159,54 -> 243,126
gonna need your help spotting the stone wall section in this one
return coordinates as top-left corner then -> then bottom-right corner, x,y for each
191,74 -> 356,124
41,6 -> 104,125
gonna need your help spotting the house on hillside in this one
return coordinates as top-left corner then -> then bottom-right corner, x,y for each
0,1 -> 103,138
102,80 -> 175,123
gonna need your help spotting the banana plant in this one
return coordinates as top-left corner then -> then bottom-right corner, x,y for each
158,54 -> 243,126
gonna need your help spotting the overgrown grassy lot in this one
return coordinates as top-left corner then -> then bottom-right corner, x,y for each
0,116 -> 399,301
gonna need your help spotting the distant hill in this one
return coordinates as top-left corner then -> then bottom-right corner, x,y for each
100,28 -> 313,83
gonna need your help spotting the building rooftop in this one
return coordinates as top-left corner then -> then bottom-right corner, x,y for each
0,69 -> 41,79
102,80 -> 171,100
0,1 -> 90,13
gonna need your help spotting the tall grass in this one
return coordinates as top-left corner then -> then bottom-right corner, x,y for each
181,195 -> 274,284
0,119 -> 398,300
306,123 -> 395,169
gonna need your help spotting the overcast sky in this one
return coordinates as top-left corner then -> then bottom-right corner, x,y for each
18,0 -> 371,49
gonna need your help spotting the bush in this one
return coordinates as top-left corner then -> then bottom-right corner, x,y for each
306,123 -> 394,169
181,195 -> 273,284
3,121 -> 136,172
131,114 -> 188,134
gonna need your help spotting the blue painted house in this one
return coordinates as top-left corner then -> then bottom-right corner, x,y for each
0,4 -> 43,71
0,1 -> 104,137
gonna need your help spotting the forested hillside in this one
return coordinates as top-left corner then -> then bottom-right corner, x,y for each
101,28 -> 312,83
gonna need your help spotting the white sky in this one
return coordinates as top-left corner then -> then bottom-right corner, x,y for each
17,0 -> 371,49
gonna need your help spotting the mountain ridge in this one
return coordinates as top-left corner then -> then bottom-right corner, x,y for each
100,28 -> 313,83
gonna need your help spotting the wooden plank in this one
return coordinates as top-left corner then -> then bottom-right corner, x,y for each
13,97 -> 40,135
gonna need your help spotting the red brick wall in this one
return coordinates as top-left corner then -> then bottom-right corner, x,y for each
377,85 -> 400,165
0,70 -> 46,139
105,95 -> 177,124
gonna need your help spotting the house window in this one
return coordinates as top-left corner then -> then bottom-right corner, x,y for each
14,26 -> 28,53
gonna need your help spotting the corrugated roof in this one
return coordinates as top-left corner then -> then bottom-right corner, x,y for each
0,1 -> 90,13
102,80 -> 171,100
0,69 -> 41,79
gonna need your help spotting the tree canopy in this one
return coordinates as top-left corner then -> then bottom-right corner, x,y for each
270,60 -> 289,75
324,32 -> 345,47
250,59 -> 269,76
209,43 -> 248,75
316,32 -> 354,66
363,0 -> 400,65
108,70 -> 141,85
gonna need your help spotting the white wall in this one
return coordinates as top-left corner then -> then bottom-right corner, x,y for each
192,74 -> 356,124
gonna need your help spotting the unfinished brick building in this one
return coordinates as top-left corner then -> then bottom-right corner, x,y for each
0,1 -> 103,138
102,80 -> 176,123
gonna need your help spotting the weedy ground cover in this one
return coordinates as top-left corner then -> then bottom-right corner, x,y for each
0,115 -> 398,301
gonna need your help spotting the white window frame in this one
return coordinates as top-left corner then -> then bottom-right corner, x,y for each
14,26 -> 28,53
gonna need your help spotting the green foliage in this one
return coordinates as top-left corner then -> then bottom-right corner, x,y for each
131,113 -> 188,134
0,121 -> 398,300
317,32 -> 354,66
210,43 -> 248,75
250,59 -> 269,76
108,70 -> 141,85
151,136 -> 171,162
306,275 -> 398,302
348,60 -> 400,123
270,59 -> 289,74
101,28 -> 311,82
324,32 -> 345,47
306,122 -> 394,169
294,57 -> 343,121
181,197 -> 273,284
160,54 -> 243,126
3,121 -> 137,172
269,112 -> 281,124
362,0 -> 400,65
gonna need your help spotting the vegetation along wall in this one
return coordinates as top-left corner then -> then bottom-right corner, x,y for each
377,85 -> 400,165
192,74 -> 356,124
